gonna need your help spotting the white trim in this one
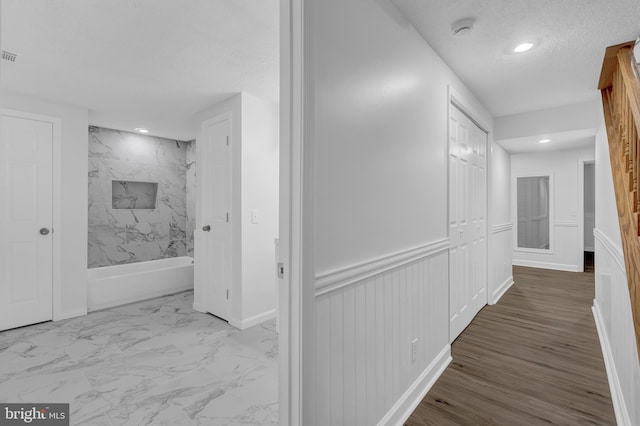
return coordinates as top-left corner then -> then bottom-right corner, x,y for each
281,0 -> 315,423
315,239 -> 449,297
594,228 -> 625,272
491,223 -> 513,234
512,259 -> 579,272
229,309 -> 277,330
378,345 -> 452,426
490,275 -> 514,305
555,221 -> 578,227
592,301 -> 632,426
1,108 -> 63,322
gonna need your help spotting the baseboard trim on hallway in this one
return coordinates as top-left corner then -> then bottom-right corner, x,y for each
377,345 -> 451,426
490,275 -> 513,305
229,309 -> 277,330
592,301 -> 631,426
512,259 -> 579,272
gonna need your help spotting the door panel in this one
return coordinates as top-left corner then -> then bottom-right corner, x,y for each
449,105 -> 488,341
194,116 -> 232,321
0,114 -> 53,331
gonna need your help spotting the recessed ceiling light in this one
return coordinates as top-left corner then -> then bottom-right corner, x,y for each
539,139 -> 551,144
514,42 -> 534,53
135,128 -> 149,134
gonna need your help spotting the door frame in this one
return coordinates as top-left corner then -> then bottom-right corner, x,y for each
280,0 -> 314,423
447,87 -> 490,341
578,159 -> 596,272
1,108 -> 62,321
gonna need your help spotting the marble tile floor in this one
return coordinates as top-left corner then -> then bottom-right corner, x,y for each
0,291 -> 278,426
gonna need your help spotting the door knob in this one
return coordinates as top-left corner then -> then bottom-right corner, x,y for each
202,225 -> 211,232
39,228 -> 50,235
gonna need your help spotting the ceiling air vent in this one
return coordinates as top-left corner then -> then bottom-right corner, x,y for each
2,51 -> 17,62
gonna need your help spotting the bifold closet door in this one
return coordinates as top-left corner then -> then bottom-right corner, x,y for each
448,105 -> 488,342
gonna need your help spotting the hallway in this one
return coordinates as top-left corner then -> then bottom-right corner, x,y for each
407,266 -> 616,425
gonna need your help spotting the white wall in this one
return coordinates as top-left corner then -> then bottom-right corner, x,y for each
489,143 -> 513,303
3,92 -> 89,319
240,93 -> 279,324
593,122 -> 640,426
194,93 -> 278,329
495,100 -> 600,141
307,0 -> 495,423
511,147 -> 594,271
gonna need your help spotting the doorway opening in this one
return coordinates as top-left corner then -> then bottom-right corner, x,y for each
584,162 -> 595,272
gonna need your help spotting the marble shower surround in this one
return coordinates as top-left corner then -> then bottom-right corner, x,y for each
88,127 -> 194,268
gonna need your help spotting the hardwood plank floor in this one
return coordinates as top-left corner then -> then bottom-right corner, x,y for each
406,266 -> 616,426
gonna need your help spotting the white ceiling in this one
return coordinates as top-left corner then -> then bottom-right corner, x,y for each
498,129 -> 596,154
0,0 -> 279,141
393,0 -> 640,118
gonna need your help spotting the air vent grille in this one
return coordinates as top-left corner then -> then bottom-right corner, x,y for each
2,51 -> 17,62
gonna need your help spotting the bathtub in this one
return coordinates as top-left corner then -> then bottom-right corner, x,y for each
87,256 -> 194,311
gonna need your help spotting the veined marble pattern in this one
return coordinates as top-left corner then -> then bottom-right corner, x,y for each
88,127 -> 190,268
0,291 -> 278,426
185,140 -> 196,257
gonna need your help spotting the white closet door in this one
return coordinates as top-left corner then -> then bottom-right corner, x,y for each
449,105 -> 488,341
0,114 -> 53,331
194,114 -> 232,321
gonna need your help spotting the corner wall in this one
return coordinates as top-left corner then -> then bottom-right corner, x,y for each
489,142 -> 513,303
593,121 -> 640,426
307,0 -> 495,423
193,93 -> 278,328
3,92 -> 89,320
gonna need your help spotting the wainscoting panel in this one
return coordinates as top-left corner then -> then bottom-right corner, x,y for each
489,223 -> 513,304
314,245 -> 450,425
593,229 -> 640,425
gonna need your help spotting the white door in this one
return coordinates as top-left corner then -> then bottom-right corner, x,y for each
194,115 -> 232,321
449,104 -> 488,341
0,113 -> 53,331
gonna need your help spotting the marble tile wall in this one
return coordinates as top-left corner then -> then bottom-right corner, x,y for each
88,127 -> 190,268
185,140 -> 196,257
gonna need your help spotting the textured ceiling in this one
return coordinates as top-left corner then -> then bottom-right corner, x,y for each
0,0 -> 278,140
393,0 -> 640,118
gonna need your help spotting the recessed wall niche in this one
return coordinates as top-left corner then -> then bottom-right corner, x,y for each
112,180 -> 158,209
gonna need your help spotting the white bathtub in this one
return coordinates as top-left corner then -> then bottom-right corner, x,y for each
87,256 -> 194,311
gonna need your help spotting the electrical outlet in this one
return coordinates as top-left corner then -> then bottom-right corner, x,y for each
411,338 -> 418,362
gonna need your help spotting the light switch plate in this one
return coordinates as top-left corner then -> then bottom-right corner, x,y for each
251,209 -> 260,224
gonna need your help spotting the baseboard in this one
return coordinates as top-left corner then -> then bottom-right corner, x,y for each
490,275 -> 513,305
229,309 -> 277,330
512,259 -> 579,272
592,301 -> 631,426
378,345 -> 452,426
53,308 -> 87,322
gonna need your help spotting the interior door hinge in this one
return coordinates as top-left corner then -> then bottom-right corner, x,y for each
277,262 -> 285,279
226,136 -> 229,146
226,213 -> 229,223
226,289 -> 229,300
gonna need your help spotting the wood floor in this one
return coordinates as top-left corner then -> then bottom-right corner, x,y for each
406,266 -> 615,425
